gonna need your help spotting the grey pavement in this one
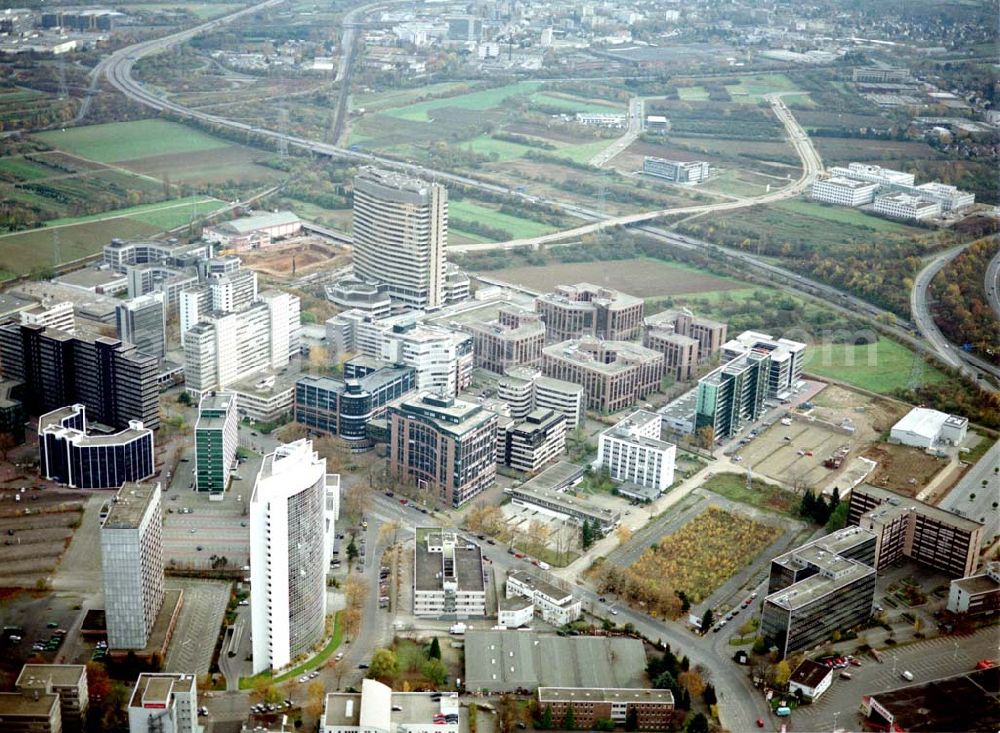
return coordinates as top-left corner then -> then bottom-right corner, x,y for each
165,579 -> 230,675
938,437 -> 1000,544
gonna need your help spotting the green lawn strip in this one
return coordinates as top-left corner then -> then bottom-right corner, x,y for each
802,337 -> 947,394
239,610 -> 345,689
0,157 -> 56,181
548,139 -> 620,164
381,81 -> 541,122
449,200 -> 556,239
529,91 -> 623,113
773,199 -> 917,234
702,473 -> 799,515
42,196 -> 223,228
354,82 -> 472,112
449,229 -> 492,244
127,200 -> 227,229
464,135 -> 535,162
677,87 -> 710,101
35,120 -> 231,163
115,2 -> 243,17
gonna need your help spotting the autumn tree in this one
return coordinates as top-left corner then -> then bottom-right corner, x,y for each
367,648 -> 398,682
422,657 -> 447,687
615,524 -> 633,545
773,659 -> 792,688
305,680 -> 325,718
679,669 -> 706,699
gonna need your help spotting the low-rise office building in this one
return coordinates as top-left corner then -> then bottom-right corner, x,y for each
506,462 -> 621,534
0,689 -> 62,733
810,175 -> 879,207
832,162 -> 915,187
644,328 -> 698,381
194,392 -> 238,492
324,276 -> 392,320
537,688 -> 674,730
643,157 -> 710,184
889,407 -> 968,448
126,673 -> 198,733
914,181 -> 975,211
389,393 -> 497,507
506,570 -> 581,626
203,211 -> 301,251
874,192 -> 941,221
413,529 -> 485,618
499,367 -> 584,429
760,527 -> 877,659
501,408 -> 567,474
15,665 -> 88,733
295,358 -> 415,443
39,404 -> 155,490
643,308 -> 727,364
324,680 -> 460,733
21,300 -> 75,333
788,659 -> 833,702
542,339 -> 663,414
595,410 -> 676,493
535,283 -> 644,343
947,561 -> 1000,616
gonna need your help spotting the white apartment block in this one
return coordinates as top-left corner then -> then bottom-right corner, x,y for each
21,300 -> 74,333
327,310 -> 472,397
183,292 -> 300,398
596,410 -> 676,493
324,680 -> 460,733
352,168 -> 448,311
874,192 -> 941,221
506,570 -> 582,626
413,529 -> 486,619
722,329 -> 806,397
127,673 -> 198,733
810,176 -> 878,207
100,483 -> 165,650
643,157 -> 710,183
250,440 -> 335,673
914,182 -> 975,211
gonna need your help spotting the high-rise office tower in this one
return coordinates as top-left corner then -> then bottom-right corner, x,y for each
100,483 -> 165,650
352,167 -> 447,311
194,392 -> 238,492
250,440 -> 338,673
116,292 -> 167,359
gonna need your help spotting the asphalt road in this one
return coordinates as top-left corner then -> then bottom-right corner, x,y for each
986,245 -> 1000,319
937,438 -> 1000,543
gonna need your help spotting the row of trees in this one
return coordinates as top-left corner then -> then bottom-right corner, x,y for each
799,486 -> 848,531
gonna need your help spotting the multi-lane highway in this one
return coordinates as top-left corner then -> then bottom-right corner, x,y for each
986,246 -> 1000,319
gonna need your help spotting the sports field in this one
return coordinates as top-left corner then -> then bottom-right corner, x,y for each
801,337 -> 947,394
36,120 -> 230,163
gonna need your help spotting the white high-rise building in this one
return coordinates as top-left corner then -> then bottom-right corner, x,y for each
100,483 -> 165,650
595,410 -> 676,493
352,167 -> 448,311
127,673 -> 198,733
250,440 -> 338,673
116,291 -> 167,359
183,291 -> 300,398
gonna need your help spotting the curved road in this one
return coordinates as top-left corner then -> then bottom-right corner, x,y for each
986,246 -> 1000,319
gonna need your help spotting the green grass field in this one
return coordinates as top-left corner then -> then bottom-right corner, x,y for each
449,200 -> 556,239
382,81 -> 541,122
802,337 -> 947,394
115,2 -> 244,18
775,200 -> 917,234
0,158 -> 56,181
36,120 -> 230,163
354,82 -> 472,111
529,91 -> 623,113
726,73 -> 801,99
677,86 -> 710,101
46,196 -> 224,228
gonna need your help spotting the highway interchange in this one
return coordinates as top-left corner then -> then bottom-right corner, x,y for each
89,2 -> 999,728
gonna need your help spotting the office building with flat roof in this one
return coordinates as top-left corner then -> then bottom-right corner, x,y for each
463,305 -> 545,374
38,404 -> 154,490
913,181 -> 975,211
506,570 -> 581,626
21,300 -> 75,333
947,561 -> 1000,616
116,292 -> 166,359
100,483 -> 165,650
203,211 -> 301,251
0,689 -> 62,733
643,157 -> 710,184
0,379 -> 27,444
500,367 -> 584,429
501,408 -> 567,474
15,665 -> 87,733
874,192 -> 941,221
848,483 -> 984,579
722,330 -> 806,398
760,526 -> 877,659
506,462 -> 621,534
695,351 -> 770,440
324,276 -> 392,320
194,392 -> 238,492
644,328 -> 698,381
810,176 -> 879,207
596,410 -> 676,493
389,393 -> 497,507
537,687 -> 674,730
250,440 -> 335,673
323,680 -> 460,733
295,359 -> 415,443
413,529 -> 486,618
126,673 -> 198,733
352,167 -> 448,311
643,308 -> 727,365
0,323 -> 159,430
535,283 -> 644,343
860,668 -> 1000,733
542,338 -> 663,414
833,162 -> 916,187
890,407 -> 968,449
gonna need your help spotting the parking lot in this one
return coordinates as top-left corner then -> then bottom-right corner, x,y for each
0,489 -> 86,587
164,579 -> 230,675
163,488 -> 251,571
0,590 -> 83,676
736,417 -> 857,490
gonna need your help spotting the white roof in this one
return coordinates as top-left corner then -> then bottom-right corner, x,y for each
891,407 -> 951,439
359,679 -> 392,731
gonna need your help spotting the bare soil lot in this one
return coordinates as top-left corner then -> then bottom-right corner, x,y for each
485,258 -> 744,298
861,443 -> 949,496
240,238 -> 349,277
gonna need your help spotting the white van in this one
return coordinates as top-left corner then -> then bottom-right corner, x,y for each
901,670 -> 914,681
